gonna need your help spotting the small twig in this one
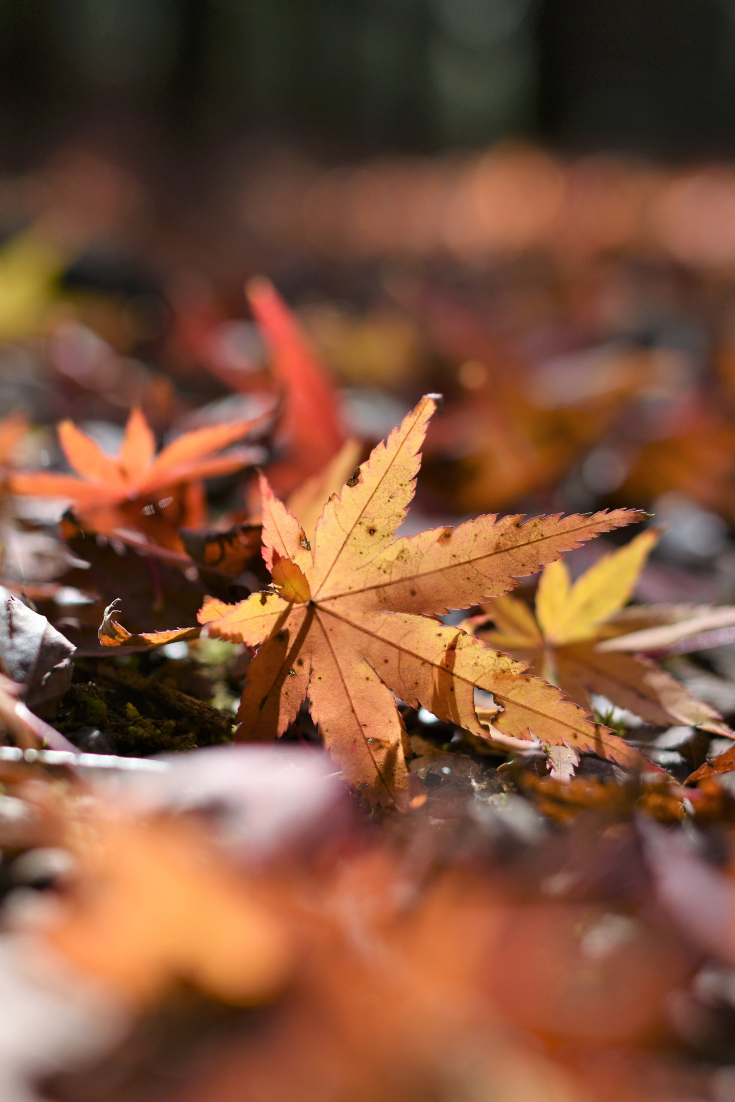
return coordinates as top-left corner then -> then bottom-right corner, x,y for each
0,745 -> 170,771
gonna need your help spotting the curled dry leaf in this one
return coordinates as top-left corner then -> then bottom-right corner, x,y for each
98,599 -> 200,649
49,511 -> 209,654
200,395 -> 648,806
178,440 -> 362,582
0,588 -> 75,715
686,744 -> 735,785
473,529 -> 733,739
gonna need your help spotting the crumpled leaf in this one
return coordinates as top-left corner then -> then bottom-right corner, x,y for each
98,599 -> 200,649
474,531 -> 733,739
201,394 -> 648,806
0,587 -> 75,715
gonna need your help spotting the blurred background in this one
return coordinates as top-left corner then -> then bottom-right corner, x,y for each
7,11 -> 735,1102
4,0 -> 735,156
8,0 -> 735,604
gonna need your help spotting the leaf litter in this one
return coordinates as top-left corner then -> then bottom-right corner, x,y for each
5,274 -> 735,1102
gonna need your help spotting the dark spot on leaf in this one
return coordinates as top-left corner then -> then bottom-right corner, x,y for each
368,527 -> 376,536
346,467 -> 361,487
300,537 -> 311,550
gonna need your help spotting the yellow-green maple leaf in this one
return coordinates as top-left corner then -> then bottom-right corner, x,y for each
476,530 -> 733,738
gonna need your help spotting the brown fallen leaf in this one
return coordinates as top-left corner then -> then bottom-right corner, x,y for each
686,743 -> 735,784
10,407 -> 266,551
98,598 -> 200,649
547,744 -> 580,781
47,511 -> 209,653
472,529 -> 732,739
200,394 -> 649,806
518,772 -> 633,822
180,521 -> 264,576
179,441 -> 363,579
518,769 -> 732,825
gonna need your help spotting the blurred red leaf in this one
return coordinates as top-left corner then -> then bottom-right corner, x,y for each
246,278 -> 346,494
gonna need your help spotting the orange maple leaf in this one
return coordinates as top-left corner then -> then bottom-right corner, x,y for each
200,395 -> 651,807
9,408 -> 264,550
